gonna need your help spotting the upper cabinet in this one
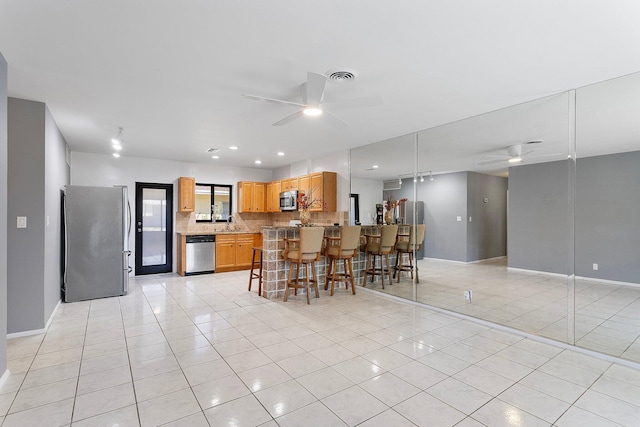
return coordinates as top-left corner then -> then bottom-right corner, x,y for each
281,177 -> 298,191
266,180 -> 281,213
237,181 -> 266,213
178,177 -> 195,212
309,171 -> 337,212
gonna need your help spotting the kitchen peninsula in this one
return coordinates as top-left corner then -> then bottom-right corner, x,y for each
260,225 -> 401,300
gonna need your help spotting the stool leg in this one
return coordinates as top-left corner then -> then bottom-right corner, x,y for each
409,252 -> 414,280
258,250 -> 263,296
284,261 -> 294,302
348,257 -> 356,294
331,259 -> 337,296
305,263 -> 311,304
249,248 -> 256,291
312,261 -> 320,299
325,257 -> 332,290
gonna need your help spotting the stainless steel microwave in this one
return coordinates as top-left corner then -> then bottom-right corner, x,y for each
279,190 -> 298,211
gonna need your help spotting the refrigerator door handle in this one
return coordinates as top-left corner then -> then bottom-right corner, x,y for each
127,201 -> 132,239
63,195 -> 68,288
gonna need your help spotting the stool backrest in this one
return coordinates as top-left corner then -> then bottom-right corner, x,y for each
300,226 -> 325,254
380,225 -> 399,251
341,226 -> 361,252
411,224 -> 426,247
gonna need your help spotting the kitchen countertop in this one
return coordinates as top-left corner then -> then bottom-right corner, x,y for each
176,231 -> 259,236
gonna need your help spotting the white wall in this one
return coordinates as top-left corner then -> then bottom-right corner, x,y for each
44,106 -> 70,321
71,152 -> 274,272
351,177 -> 383,225
0,53 -> 8,373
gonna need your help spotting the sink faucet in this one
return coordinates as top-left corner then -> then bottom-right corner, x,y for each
226,215 -> 234,231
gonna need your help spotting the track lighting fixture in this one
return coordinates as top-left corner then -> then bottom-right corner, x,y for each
429,171 -> 434,181
420,174 -> 424,182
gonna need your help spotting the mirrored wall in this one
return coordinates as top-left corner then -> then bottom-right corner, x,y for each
351,71 -> 640,362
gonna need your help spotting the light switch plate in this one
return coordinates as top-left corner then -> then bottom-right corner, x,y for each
17,216 -> 27,228
456,216 -> 462,222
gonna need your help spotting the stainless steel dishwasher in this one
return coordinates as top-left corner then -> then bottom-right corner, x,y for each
185,235 -> 216,275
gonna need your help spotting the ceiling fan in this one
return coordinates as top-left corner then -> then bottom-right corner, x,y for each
477,140 -> 562,165
242,72 -> 383,129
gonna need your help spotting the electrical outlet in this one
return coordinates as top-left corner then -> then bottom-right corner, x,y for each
464,290 -> 472,302
593,263 -> 599,271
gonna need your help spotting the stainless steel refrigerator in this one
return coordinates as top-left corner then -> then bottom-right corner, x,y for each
400,201 -> 426,260
63,185 -> 131,302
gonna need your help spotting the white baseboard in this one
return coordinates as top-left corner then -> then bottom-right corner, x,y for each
7,299 -> 61,339
575,275 -> 640,288
0,369 -> 10,389
467,256 -> 507,264
422,256 -> 507,265
507,266 -> 568,278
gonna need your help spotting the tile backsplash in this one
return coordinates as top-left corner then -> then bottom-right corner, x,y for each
175,211 -> 348,233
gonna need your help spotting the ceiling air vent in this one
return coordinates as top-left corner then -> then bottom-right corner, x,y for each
326,68 -> 358,83
383,180 -> 401,191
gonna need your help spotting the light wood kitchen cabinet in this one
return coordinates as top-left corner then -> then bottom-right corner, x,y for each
215,235 -> 236,271
281,177 -> 298,191
299,172 -> 337,212
298,175 -> 310,197
215,233 -> 262,272
266,181 -> 281,212
178,177 -> 195,212
236,234 -> 255,268
237,181 -> 266,213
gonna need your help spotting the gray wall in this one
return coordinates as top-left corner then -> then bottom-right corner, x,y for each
466,172 -> 508,261
508,160 -> 571,274
389,171 -> 506,263
8,98 -> 46,333
575,151 -> 640,283
0,53 -> 8,373
422,173 -> 468,262
7,97 -> 69,334
44,107 -> 69,320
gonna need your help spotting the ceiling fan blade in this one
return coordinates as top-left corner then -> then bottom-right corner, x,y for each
272,111 -> 304,126
242,93 -> 305,108
322,96 -> 384,110
322,111 -> 348,129
526,152 -> 564,159
304,72 -> 327,106
521,147 -> 543,156
477,157 -> 509,166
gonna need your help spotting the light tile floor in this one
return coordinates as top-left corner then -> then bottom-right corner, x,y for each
372,257 -> 640,362
2,270 -> 640,426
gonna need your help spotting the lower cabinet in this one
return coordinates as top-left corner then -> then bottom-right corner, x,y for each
177,232 -> 262,275
216,233 -> 262,273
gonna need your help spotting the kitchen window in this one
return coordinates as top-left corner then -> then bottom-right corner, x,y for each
195,183 -> 233,222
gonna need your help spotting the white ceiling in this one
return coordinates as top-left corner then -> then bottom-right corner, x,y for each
1,1 -> 640,173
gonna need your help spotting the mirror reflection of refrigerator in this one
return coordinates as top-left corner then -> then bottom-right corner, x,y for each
400,201 -> 425,260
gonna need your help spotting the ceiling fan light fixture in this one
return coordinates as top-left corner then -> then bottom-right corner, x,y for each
303,107 -> 322,117
110,126 -> 124,145
508,157 -> 523,163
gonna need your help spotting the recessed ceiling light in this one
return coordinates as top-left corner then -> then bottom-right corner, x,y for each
277,152 -> 285,156
508,157 -> 523,163
112,144 -> 122,151
211,155 -> 219,159
303,107 -> 322,117
111,138 -> 121,145
229,146 -> 238,150
254,160 -> 261,164
112,153 -> 120,158
372,165 -> 379,169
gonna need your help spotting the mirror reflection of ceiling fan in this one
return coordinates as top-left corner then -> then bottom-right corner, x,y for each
477,140 -> 562,165
242,71 -> 383,129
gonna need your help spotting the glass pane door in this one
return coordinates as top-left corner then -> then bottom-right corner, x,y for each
135,183 -> 173,275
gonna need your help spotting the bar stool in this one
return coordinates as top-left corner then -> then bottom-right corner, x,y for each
283,227 -> 325,304
248,246 -> 263,295
393,224 -> 425,283
363,225 -> 398,289
324,225 -> 361,296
